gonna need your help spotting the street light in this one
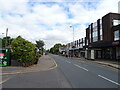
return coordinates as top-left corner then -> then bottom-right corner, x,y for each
70,26 -> 74,42
70,26 -> 75,57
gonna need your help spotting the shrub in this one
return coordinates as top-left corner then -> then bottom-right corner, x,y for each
11,36 -> 37,67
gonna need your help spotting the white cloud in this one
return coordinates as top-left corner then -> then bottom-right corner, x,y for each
32,4 -> 67,25
0,0 -> 119,49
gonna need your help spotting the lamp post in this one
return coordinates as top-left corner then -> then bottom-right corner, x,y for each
70,26 -> 74,42
70,26 -> 75,57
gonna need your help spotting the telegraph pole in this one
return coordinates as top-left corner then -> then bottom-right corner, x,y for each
70,26 -> 75,57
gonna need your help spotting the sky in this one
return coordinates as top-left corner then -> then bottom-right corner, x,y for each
0,0 -> 120,49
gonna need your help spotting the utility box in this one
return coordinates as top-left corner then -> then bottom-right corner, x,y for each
0,48 -> 11,66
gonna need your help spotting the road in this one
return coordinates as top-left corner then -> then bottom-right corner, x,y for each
50,55 -> 120,88
1,54 -> 120,88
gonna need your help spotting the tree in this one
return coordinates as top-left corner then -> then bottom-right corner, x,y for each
36,40 -> 45,55
46,49 -> 50,53
36,40 -> 44,49
11,36 -> 37,67
1,36 -> 13,48
49,43 -> 66,54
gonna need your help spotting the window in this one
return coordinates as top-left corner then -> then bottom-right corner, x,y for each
93,36 -> 98,42
113,20 -> 120,26
92,22 -> 98,42
73,41 -> 75,46
89,26 -> 91,43
114,30 -> 119,41
75,41 -> 76,47
79,39 -> 80,47
100,19 -> 103,40
80,43 -> 82,48
86,39 -> 88,45
77,40 -> 78,47
83,38 -> 85,46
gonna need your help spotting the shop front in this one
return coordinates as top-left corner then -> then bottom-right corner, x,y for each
87,41 -> 120,60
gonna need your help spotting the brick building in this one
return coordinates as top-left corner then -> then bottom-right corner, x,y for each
86,13 -> 120,60
65,12 -> 120,60
66,37 -> 87,58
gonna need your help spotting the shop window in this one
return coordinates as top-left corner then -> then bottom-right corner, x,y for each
116,47 -> 120,59
114,30 -> 119,41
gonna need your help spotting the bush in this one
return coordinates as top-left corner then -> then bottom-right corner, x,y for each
11,36 -> 37,67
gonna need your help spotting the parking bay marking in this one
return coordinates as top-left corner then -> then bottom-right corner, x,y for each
98,75 -> 120,86
74,64 -> 88,71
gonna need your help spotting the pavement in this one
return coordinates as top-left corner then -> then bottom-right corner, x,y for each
2,55 -> 71,88
1,55 -> 57,75
64,56 -> 120,70
94,60 -> 120,70
1,55 -> 58,88
1,54 -> 120,88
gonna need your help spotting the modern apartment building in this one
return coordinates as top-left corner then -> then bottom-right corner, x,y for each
86,13 -> 120,60
65,12 -> 120,60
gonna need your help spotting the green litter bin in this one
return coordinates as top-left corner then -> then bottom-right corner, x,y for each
0,48 -> 11,66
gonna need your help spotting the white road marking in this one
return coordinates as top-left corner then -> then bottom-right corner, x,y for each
66,61 -> 71,63
74,64 -> 88,71
98,75 -> 120,86
0,78 -> 10,85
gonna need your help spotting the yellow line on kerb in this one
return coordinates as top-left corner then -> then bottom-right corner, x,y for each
0,72 -> 22,75
1,60 -> 58,75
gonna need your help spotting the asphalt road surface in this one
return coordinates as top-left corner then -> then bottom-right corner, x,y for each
2,54 -> 120,88
50,55 -> 120,88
